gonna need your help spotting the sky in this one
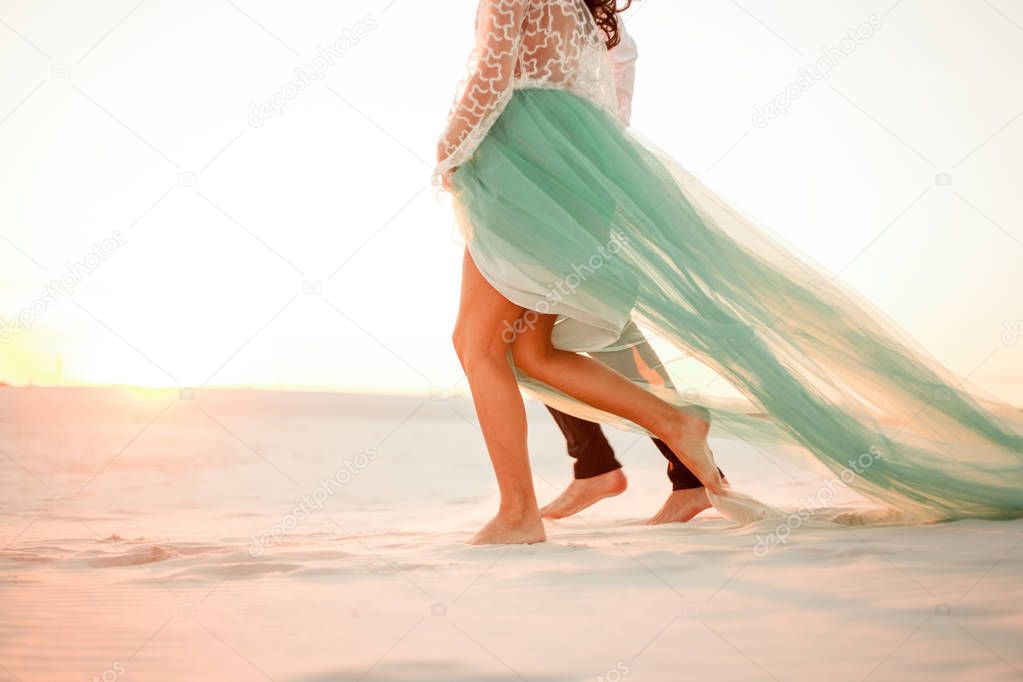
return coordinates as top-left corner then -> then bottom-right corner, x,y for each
1,0 -> 1021,403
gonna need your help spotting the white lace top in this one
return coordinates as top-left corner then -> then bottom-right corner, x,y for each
435,0 -> 619,182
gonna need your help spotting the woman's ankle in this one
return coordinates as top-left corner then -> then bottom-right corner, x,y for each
651,405 -> 708,442
497,500 -> 540,522
650,406 -> 685,441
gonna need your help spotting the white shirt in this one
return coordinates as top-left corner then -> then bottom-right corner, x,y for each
607,21 -> 638,126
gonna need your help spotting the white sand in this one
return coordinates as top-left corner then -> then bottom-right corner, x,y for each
1,386 -> 1021,681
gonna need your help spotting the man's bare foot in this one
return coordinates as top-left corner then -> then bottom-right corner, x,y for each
660,411 -> 724,494
468,510 -> 546,545
647,488 -> 712,524
539,469 -> 628,519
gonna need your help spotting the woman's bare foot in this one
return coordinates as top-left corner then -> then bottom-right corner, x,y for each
659,410 -> 724,494
647,488 -> 712,524
468,509 -> 546,545
539,469 -> 628,519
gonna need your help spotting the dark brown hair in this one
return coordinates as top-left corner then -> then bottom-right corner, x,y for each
585,0 -> 633,49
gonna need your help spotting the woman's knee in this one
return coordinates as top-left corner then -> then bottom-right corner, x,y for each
510,334 -> 554,377
451,321 -> 472,367
453,320 -> 507,372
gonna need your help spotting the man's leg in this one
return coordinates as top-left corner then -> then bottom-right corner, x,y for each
540,406 -> 628,519
650,437 -> 725,491
647,437 -> 725,524
545,405 -> 621,479
548,400 -> 715,488
564,326 -> 724,522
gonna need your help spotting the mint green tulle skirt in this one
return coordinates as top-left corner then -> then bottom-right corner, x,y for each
450,87 -> 1023,523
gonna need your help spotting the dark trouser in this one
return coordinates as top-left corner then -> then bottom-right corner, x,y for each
546,405 -> 722,491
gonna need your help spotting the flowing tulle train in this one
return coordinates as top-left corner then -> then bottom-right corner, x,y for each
450,87 -> 1023,524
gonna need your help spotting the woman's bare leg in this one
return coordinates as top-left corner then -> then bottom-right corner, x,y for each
453,251 -> 545,545
453,249 -> 721,545
510,314 -> 724,494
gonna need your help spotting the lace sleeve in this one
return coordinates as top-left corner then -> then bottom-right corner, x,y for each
608,21 -> 637,126
435,0 -> 527,183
